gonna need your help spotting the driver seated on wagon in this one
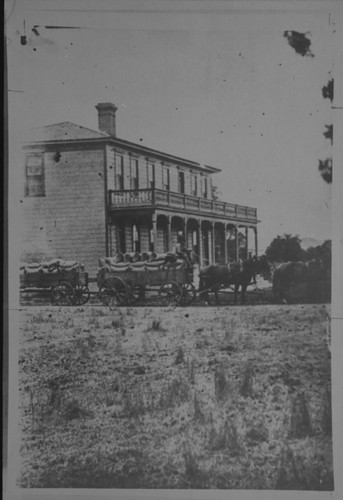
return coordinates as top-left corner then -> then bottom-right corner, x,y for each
175,235 -> 192,267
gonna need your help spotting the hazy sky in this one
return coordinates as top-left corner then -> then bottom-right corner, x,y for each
6,0 -> 338,252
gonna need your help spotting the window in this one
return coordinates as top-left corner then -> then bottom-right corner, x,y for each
25,154 -> 45,197
178,170 -> 185,194
202,176 -> 208,199
162,166 -> 170,191
116,155 -> 124,190
131,158 -> 139,190
191,173 -> 198,196
147,162 -> 155,189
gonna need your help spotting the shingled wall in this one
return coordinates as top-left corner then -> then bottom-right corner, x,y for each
21,146 -> 107,276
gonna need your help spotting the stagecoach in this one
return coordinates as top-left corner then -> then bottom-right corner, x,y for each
96,253 -> 196,306
19,259 -> 90,305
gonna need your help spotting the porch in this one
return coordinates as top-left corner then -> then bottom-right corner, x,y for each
107,209 -> 258,267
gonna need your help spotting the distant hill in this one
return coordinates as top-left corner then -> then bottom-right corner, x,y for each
300,237 -> 325,250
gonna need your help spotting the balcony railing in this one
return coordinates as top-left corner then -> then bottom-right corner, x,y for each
109,188 -> 257,222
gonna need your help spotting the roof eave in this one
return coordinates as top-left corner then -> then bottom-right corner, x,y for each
22,136 -> 221,173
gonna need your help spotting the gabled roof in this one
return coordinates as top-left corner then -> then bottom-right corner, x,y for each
23,122 -> 109,142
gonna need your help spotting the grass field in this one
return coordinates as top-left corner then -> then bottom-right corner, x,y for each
17,303 -> 333,490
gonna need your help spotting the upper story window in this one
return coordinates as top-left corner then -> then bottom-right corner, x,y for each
131,158 -> 139,190
178,170 -> 185,194
162,166 -> 170,191
116,155 -> 124,190
202,176 -> 208,199
147,162 -> 155,189
191,173 -> 198,197
25,154 -> 45,197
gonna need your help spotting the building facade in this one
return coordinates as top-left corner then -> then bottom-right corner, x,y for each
21,103 -> 259,275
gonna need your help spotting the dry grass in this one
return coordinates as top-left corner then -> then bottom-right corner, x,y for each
214,362 -> 231,402
17,303 -> 333,490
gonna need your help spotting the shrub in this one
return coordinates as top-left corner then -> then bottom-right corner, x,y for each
112,318 -> 124,329
289,392 -> 313,439
275,444 -> 298,490
214,363 -> 230,402
148,320 -> 164,331
275,443 -> 334,490
182,444 -> 207,487
159,376 -> 190,410
209,418 -> 244,456
321,384 -> 332,436
61,399 -> 92,421
240,363 -> 254,397
187,358 -> 196,385
245,424 -> 269,444
193,392 -> 205,424
121,390 -> 146,418
89,317 -> 101,329
175,346 -> 185,365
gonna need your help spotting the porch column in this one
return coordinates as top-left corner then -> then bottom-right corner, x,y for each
152,213 -> 157,252
224,225 -> 228,264
184,217 -> 188,248
254,227 -> 258,257
211,222 -> 215,264
199,222 -> 203,267
245,226 -> 249,259
235,225 -> 239,261
167,216 -> 172,253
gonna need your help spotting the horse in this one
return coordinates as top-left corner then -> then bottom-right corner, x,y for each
198,256 -> 269,305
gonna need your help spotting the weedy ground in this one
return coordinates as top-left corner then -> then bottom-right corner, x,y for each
17,304 -> 333,490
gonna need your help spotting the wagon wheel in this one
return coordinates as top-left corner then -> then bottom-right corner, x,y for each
159,281 -> 182,306
51,281 -> 75,306
125,284 -> 145,305
179,283 -> 196,306
73,284 -> 90,305
98,277 -> 129,307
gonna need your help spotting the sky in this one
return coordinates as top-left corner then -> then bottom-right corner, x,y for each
5,0 -> 339,253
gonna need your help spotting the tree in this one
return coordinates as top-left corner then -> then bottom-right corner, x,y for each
211,184 -> 222,201
305,240 -> 331,271
265,234 -> 305,262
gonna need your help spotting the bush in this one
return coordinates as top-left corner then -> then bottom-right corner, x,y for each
240,363 -> 254,397
321,384 -> 332,436
214,363 -> 231,402
209,418 -> 244,456
288,392 -> 313,439
175,346 -> 185,365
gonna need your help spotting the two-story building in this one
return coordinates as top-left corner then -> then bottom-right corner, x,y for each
21,102 -> 259,275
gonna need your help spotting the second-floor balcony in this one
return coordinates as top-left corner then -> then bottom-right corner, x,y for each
109,188 -> 258,223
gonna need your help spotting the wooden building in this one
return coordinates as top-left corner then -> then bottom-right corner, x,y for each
21,103 -> 259,275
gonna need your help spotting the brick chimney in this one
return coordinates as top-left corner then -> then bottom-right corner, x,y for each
95,102 -> 118,137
